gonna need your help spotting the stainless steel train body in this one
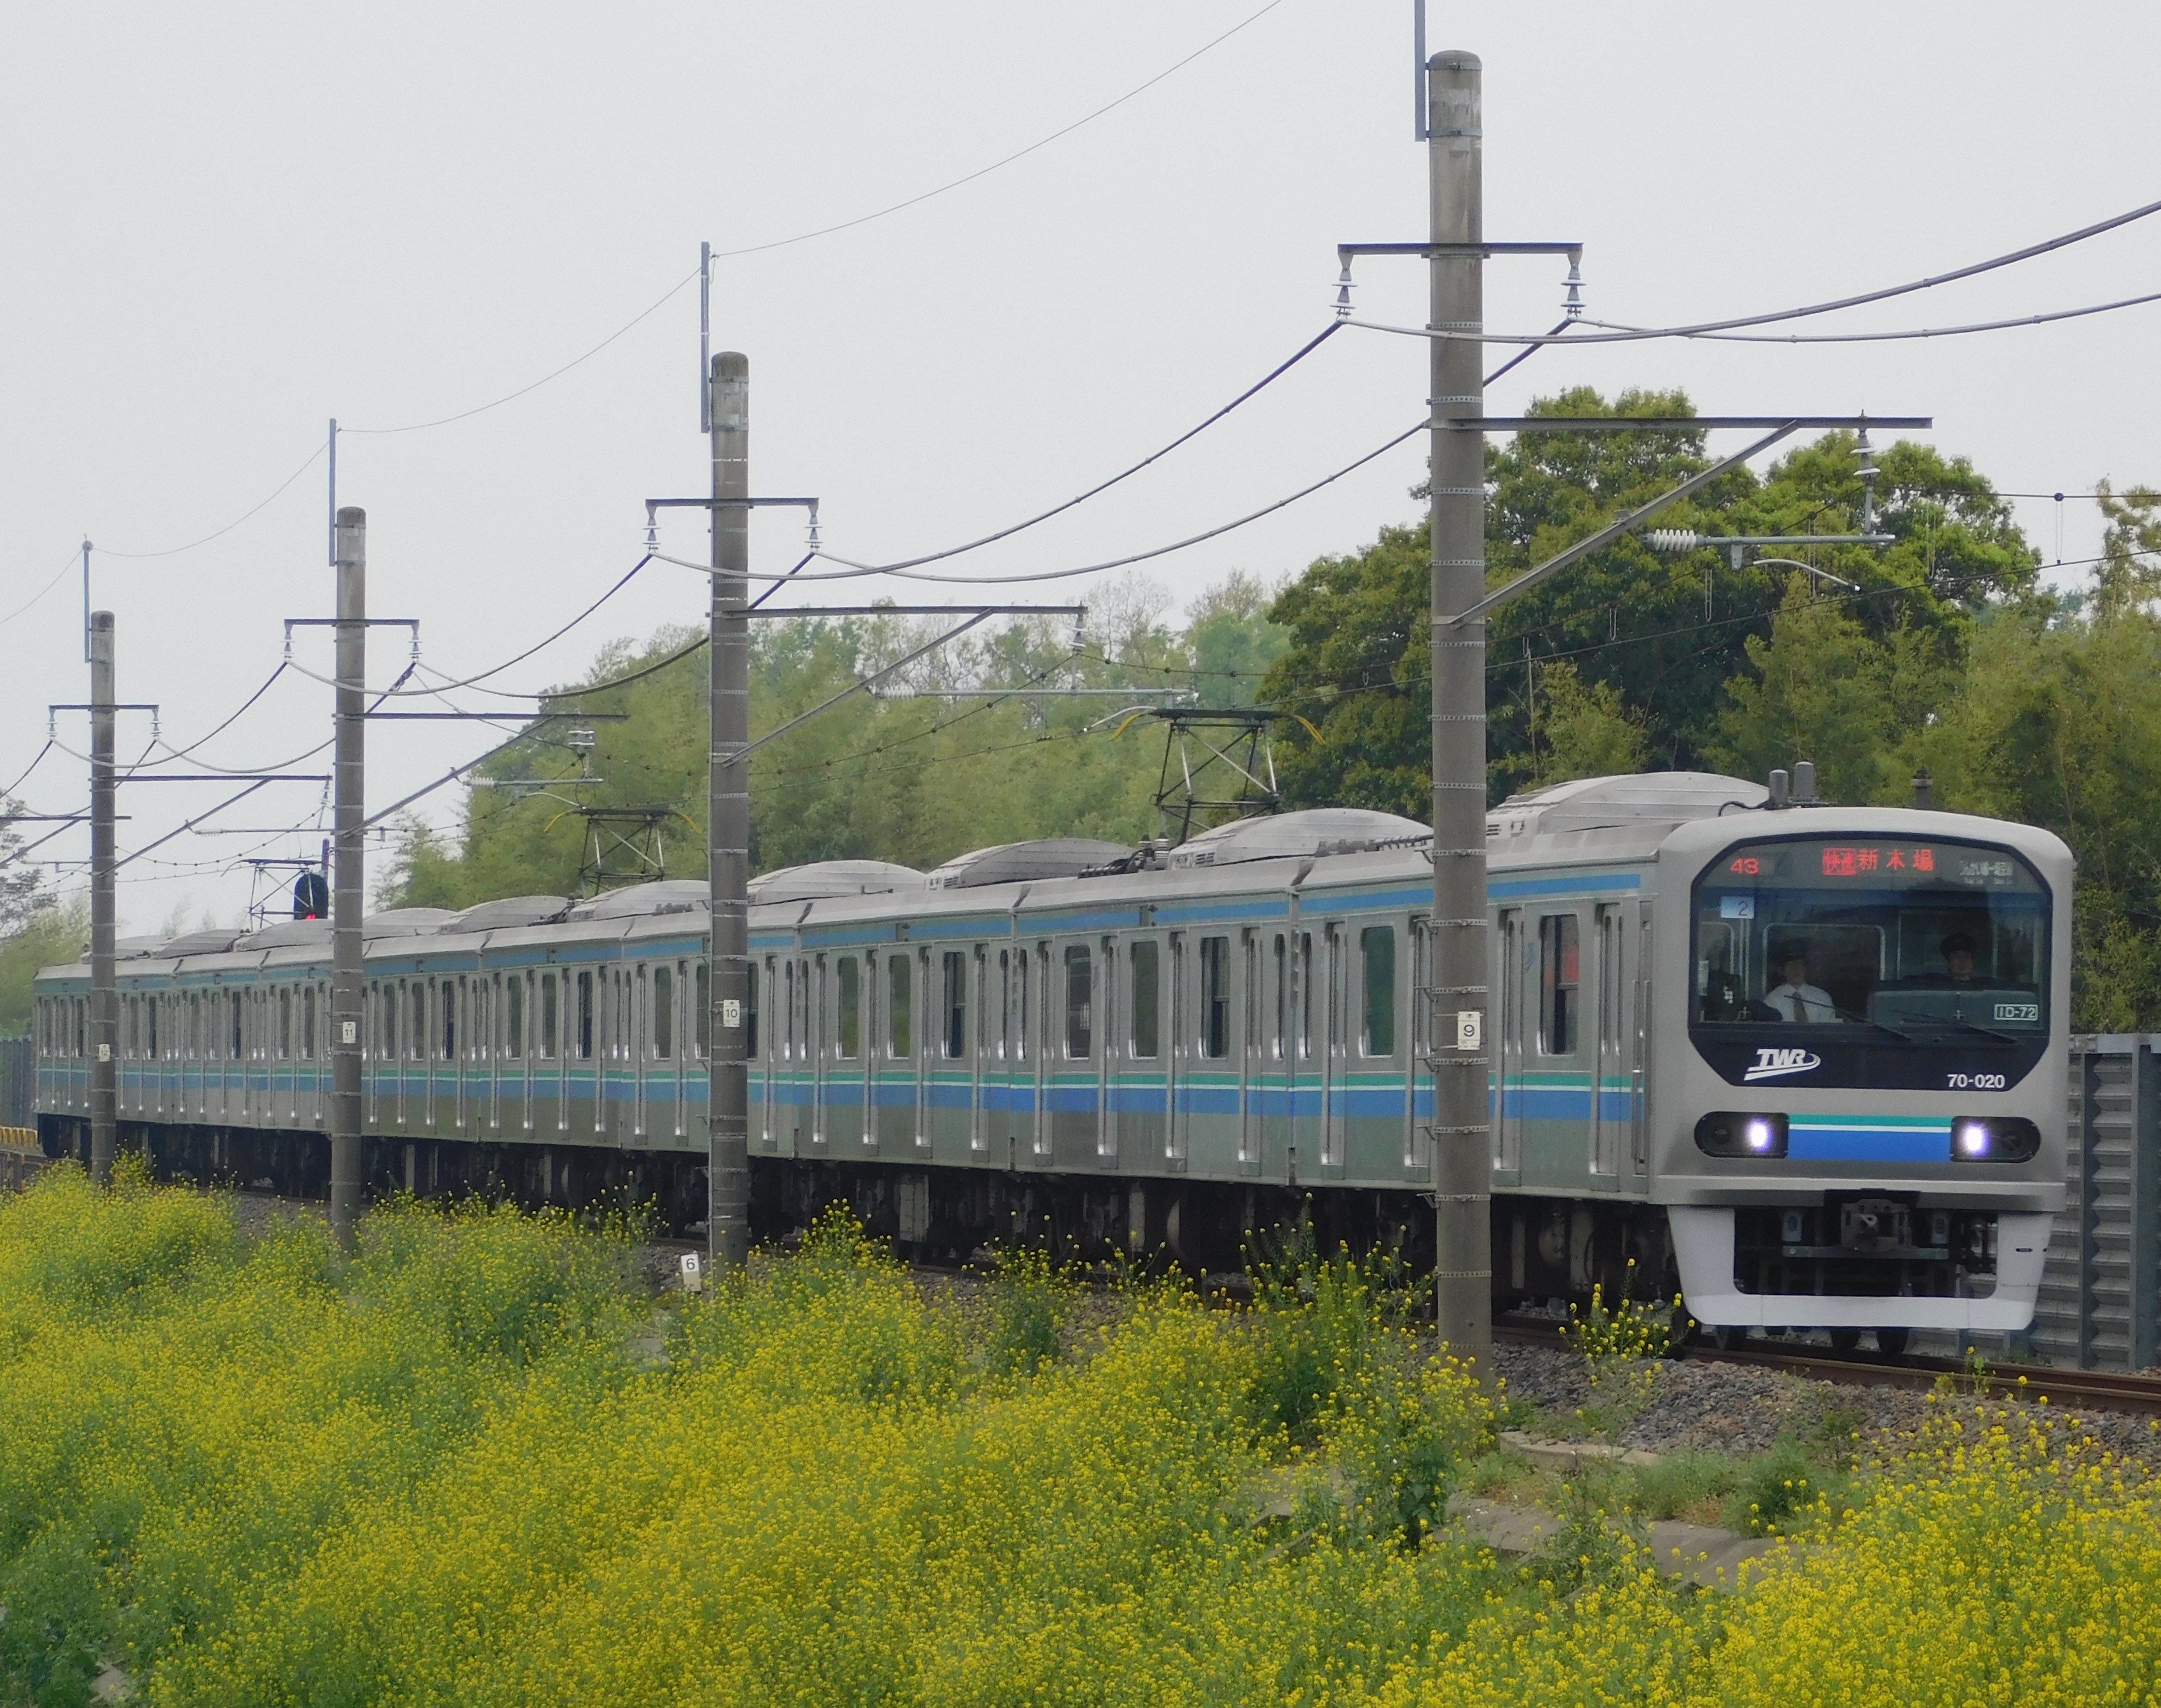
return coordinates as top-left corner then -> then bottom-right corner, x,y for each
32,772 -> 2071,1333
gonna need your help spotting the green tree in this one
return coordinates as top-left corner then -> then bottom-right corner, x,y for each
1262,387 -> 2036,808
1532,660 -> 1647,785
0,897 -> 87,1034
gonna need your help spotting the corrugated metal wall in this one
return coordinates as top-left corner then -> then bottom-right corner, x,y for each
0,1036 -> 30,1130
2030,1036 -> 2161,1371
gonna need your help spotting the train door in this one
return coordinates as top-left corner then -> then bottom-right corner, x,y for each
1591,903 -> 1628,1184
970,946 -> 990,1158
1093,939 -> 1115,1164
1026,944 -> 1048,1161
1406,917 -> 1431,1178
1534,911 -> 1586,1183
1495,908 -> 1526,1178
1322,924 -> 1347,1169
1240,930 -> 1263,1175
1165,932 -> 1188,1165
1125,936 -> 1160,1166
1631,902 -> 1653,1182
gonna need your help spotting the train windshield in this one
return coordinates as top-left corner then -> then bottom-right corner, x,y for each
1690,834 -> 2051,1091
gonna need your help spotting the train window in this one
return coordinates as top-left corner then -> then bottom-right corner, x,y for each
229,992 -> 242,1061
1272,934 -> 1288,1059
1298,933 -> 1315,1059
1539,914 -> 1579,1056
302,986 -> 317,1059
887,954 -> 911,1058
835,958 -> 859,1059
1015,946 -> 1030,1061
616,971 -> 630,1062
539,973 -> 558,1060
438,980 -> 456,1061
698,961 -> 714,1058
783,962 -> 797,1059
277,988 -> 291,1059
653,964 -> 674,1060
1130,939 -> 1160,1058
149,995 -> 160,1061
505,976 -> 524,1061
476,980 -> 492,1061
1199,937 -> 1230,1059
1361,925 -> 1397,1057
942,952 -> 967,1060
997,951 -> 1012,1061
1064,945 -> 1092,1059
576,971 -> 594,1060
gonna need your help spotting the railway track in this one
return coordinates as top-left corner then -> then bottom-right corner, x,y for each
1496,1316 -> 2161,1417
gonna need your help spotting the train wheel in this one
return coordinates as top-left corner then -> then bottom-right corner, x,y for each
1828,1328 -> 1862,1354
1875,1328 -> 1910,1357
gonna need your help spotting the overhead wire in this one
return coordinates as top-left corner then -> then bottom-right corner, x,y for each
1,550 -> 83,626
1336,195 -> 2161,347
815,321 -> 1343,575
1578,289 -> 2161,344
95,443 -> 327,559
704,0 -> 1293,263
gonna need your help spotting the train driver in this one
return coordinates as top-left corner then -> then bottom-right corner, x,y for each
1940,931 -> 1980,983
1763,945 -> 1838,1023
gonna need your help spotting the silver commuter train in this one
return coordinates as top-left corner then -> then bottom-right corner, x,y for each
32,771 -> 2070,1340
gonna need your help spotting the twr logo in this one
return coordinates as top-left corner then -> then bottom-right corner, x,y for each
1743,1047 -> 1822,1082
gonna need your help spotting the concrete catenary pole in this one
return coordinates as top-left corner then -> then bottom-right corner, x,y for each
328,506 -> 367,1249
87,610 -> 116,1182
708,352 -> 752,1270
1426,50 -> 1493,1375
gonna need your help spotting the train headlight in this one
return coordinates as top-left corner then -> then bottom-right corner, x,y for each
1696,1111 -> 1788,1159
1950,1116 -> 2040,1164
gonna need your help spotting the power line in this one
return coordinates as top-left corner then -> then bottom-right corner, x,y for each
705,0 -> 1294,263
819,322 -> 1343,575
0,550 -> 82,626
1579,289 -> 2161,345
94,443 -> 328,560
1338,196 -> 2161,347
378,554 -> 654,693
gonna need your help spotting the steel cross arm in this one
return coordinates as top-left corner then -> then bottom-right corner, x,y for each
736,613 -> 993,762
645,496 -> 818,510
284,618 -> 419,628
112,778 -> 273,871
46,703 -> 159,712
1449,423 -> 1801,626
1339,241 -> 1581,260
747,604 -> 1087,619
1449,415 -> 1932,432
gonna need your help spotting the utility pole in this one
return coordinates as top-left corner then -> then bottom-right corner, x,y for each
328,507 -> 366,1249
88,610 -> 116,1183
1426,49 -> 1493,1376
708,352 -> 752,1270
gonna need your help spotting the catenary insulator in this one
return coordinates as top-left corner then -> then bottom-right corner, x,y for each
1645,529 -> 1702,553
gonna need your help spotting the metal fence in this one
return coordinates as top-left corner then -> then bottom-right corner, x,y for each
0,1036 -> 29,1131
2028,1035 -> 2161,1371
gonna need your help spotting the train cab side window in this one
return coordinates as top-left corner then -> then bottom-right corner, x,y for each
1199,937 -> 1230,1058
941,952 -> 967,1060
835,957 -> 860,1059
575,970 -> 594,1060
1360,925 -> 1396,1057
1130,938 -> 1160,1058
887,953 -> 911,1058
653,963 -> 674,1061
1539,914 -> 1579,1056
1064,945 -> 1093,1059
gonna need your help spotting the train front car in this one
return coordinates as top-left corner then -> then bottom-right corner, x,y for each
1655,807 -> 2071,1344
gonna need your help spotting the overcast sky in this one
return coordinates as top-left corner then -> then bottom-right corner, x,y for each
4,2 -> 2156,932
